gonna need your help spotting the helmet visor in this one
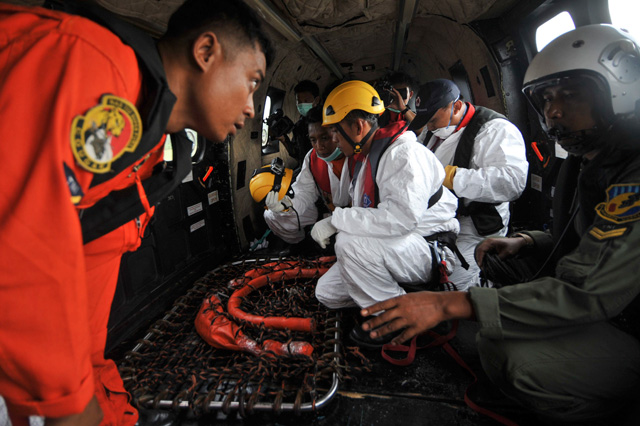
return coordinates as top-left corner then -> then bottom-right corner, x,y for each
523,71 -> 612,123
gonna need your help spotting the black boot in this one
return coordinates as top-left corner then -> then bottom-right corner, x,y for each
349,324 -> 400,349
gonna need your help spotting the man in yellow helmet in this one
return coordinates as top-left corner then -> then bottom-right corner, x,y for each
311,80 -> 460,347
262,106 -> 351,248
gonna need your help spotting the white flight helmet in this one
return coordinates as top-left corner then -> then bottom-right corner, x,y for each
523,24 -> 640,153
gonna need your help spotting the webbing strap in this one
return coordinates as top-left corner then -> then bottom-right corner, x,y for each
381,321 -> 519,426
380,319 -> 458,366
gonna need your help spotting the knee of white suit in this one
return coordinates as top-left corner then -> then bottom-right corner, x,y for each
263,210 -> 305,244
315,284 -> 357,309
334,233 -> 379,265
315,264 -> 358,309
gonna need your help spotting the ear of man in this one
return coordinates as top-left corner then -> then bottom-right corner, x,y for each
355,118 -> 370,137
192,31 -> 223,72
453,99 -> 464,113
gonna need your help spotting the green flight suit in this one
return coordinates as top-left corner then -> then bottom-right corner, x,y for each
470,140 -> 640,423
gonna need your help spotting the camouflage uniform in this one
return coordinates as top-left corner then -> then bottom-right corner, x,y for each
470,141 -> 640,422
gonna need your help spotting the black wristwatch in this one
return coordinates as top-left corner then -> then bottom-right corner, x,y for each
401,106 -> 410,114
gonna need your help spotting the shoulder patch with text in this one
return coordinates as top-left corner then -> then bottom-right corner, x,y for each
70,94 -> 142,174
595,184 -> 640,224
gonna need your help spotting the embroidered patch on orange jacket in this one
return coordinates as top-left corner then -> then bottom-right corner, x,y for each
71,94 -> 142,174
595,184 -> 640,224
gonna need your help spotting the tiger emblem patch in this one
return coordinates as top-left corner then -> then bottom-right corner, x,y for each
71,95 -> 142,173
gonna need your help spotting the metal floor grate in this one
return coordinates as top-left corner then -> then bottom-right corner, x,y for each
117,257 -> 371,418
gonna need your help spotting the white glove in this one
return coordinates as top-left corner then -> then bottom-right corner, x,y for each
265,190 -> 292,212
311,216 -> 337,249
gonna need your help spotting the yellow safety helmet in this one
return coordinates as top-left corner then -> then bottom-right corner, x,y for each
249,157 -> 294,204
322,80 -> 385,126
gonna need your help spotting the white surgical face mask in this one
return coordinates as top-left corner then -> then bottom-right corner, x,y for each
431,125 -> 456,139
431,102 -> 457,139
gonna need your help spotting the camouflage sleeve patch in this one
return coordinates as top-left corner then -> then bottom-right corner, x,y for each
595,184 -> 640,224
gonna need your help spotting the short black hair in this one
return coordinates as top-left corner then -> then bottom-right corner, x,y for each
343,110 -> 379,129
294,80 -> 320,98
387,71 -> 415,92
162,0 -> 274,67
322,79 -> 344,101
306,105 -> 323,125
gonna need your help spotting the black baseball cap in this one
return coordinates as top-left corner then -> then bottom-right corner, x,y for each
408,79 -> 460,132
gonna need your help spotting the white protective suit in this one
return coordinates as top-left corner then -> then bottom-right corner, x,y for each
417,104 -> 528,290
264,149 -> 351,244
315,131 -> 460,309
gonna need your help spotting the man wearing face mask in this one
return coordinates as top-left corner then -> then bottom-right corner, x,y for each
264,106 -> 351,247
283,80 -> 321,171
408,79 -> 528,290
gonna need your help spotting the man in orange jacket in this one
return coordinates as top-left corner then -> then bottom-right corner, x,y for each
0,0 -> 273,424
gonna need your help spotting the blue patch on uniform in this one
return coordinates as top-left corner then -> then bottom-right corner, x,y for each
595,184 -> 640,224
363,193 -> 372,208
63,163 -> 84,204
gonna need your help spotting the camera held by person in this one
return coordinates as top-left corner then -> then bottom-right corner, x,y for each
265,108 -> 294,139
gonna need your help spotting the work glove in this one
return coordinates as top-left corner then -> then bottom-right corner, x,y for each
265,190 -> 292,212
443,165 -> 458,190
311,216 -> 337,249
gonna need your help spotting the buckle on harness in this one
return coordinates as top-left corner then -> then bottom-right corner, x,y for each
270,157 -> 285,176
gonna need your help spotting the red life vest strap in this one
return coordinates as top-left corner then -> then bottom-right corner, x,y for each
352,120 -> 410,207
381,321 -> 518,426
309,150 -> 346,194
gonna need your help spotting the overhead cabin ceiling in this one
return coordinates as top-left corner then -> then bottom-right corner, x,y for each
261,0 -> 524,79
8,0 -> 524,82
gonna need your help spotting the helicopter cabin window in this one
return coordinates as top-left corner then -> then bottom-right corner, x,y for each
609,0 -> 640,41
261,95 -> 272,148
163,128 -> 203,164
261,87 -> 286,156
535,11 -> 575,52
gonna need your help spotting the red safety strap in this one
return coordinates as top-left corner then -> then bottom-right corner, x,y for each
381,322 -> 518,426
381,319 -> 458,366
381,260 -> 518,426
134,168 -> 154,238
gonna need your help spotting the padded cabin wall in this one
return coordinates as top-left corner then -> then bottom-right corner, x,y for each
227,77 -> 270,251
229,30 -> 332,250
317,19 -> 395,83
263,42 -> 331,170
227,24 -> 286,251
404,16 -> 506,115
226,24 -> 331,250
92,0 -> 181,36
107,139 -> 238,352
